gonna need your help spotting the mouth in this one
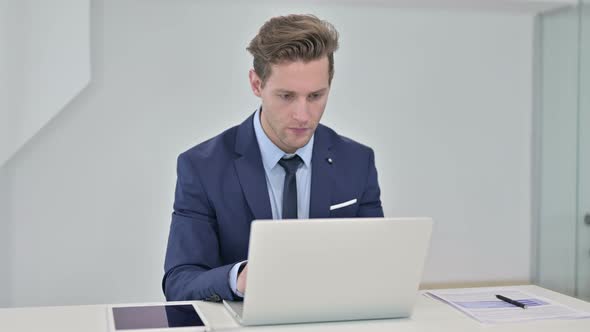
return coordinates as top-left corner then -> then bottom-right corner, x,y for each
288,128 -> 310,136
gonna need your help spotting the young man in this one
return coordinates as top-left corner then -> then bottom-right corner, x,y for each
163,14 -> 383,302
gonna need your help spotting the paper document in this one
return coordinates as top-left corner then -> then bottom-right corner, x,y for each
425,287 -> 590,324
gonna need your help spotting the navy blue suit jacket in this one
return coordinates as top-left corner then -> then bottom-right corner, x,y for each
163,113 -> 384,302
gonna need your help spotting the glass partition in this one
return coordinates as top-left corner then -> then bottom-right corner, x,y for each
536,0 -> 590,301
576,0 -> 590,300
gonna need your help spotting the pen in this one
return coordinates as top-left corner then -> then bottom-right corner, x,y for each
496,294 -> 527,309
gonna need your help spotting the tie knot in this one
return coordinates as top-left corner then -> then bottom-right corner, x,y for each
278,155 -> 302,174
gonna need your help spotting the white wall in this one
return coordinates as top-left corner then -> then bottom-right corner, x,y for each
0,166 -> 11,307
0,0 -> 18,170
324,8 -> 533,286
0,0 -> 13,308
0,0 -> 90,167
2,0 -> 533,307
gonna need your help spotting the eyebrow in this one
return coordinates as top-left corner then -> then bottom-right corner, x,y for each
275,88 -> 329,94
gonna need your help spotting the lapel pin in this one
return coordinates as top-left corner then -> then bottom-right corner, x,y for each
327,158 -> 333,164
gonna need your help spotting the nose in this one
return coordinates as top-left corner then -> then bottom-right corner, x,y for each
292,99 -> 311,125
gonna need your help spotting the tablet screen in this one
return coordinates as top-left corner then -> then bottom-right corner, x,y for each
112,304 -> 205,330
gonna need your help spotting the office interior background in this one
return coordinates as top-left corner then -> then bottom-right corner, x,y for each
0,0 -> 588,308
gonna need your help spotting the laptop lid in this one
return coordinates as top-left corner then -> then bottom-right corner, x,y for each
230,217 -> 433,326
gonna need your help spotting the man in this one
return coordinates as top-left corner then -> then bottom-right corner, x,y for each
163,14 -> 383,302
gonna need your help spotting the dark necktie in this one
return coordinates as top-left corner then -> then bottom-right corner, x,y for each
278,155 -> 303,219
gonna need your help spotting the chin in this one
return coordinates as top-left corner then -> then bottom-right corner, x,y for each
282,135 -> 312,152
292,136 -> 311,149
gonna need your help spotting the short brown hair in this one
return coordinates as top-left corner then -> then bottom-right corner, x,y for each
247,14 -> 340,87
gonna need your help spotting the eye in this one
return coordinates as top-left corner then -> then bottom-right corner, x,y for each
308,93 -> 323,101
279,93 -> 294,101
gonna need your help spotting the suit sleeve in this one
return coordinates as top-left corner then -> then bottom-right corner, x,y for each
358,148 -> 384,217
162,153 -> 238,302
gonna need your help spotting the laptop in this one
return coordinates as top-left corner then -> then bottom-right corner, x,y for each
223,217 -> 433,326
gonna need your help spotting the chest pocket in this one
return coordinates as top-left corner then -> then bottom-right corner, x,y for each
329,198 -> 358,218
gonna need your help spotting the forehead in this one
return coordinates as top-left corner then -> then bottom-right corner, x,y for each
265,57 -> 330,93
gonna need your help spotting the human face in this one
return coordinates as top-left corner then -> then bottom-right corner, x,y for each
248,57 -> 331,154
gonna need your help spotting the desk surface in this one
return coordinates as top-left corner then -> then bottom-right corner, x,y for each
1,285 -> 589,331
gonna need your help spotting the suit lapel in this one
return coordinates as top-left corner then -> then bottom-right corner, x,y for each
234,113 -> 273,220
310,125 -> 334,218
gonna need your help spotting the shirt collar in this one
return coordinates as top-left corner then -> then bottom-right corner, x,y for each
253,107 -> 314,172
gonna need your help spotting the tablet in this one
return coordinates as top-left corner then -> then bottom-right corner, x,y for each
108,303 -> 209,331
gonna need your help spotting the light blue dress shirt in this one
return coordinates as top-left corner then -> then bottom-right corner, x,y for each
228,108 -> 314,297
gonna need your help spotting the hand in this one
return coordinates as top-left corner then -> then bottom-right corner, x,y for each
237,264 -> 248,294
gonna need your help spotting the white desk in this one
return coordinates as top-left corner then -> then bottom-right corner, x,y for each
1,285 -> 589,332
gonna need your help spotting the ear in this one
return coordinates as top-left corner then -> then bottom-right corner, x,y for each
249,69 -> 263,97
